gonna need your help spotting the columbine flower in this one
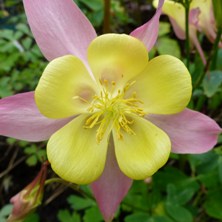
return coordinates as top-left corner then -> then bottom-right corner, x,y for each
0,0 -> 221,221
153,0 -> 222,64
35,33 -> 192,184
191,0 -> 222,44
7,163 -> 48,222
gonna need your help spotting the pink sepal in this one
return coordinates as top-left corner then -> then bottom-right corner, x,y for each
0,92 -> 71,142
130,0 -> 164,51
23,0 -> 97,62
91,140 -> 132,222
147,108 -> 221,154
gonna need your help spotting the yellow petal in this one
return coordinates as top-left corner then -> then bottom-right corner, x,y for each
47,114 -> 109,184
191,0 -> 213,34
35,55 -> 97,119
129,55 -> 192,114
191,0 -> 211,16
153,0 -> 185,31
88,34 -> 148,87
113,116 -> 171,179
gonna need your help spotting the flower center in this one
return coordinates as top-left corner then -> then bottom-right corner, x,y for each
84,79 -> 145,143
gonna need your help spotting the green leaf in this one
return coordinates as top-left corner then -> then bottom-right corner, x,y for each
152,166 -> 185,190
208,93 -> 222,110
218,135 -> 222,143
158,22 -> 171,36
87,10 -> 104,27
125,215 -> 173,222
188,151 -> 219,174
129,180 -> 148,195
151,216 -> 174,222
204,188 -> 222,219
218,156 -> 222,184
197,172 -> 219,188
165,202 -> 193,222
57,210 -> 80,222
26,155 -> 38,166
83,206 -> 103,222
216,48 -> 222,70
57,210 -> 73,222
24,146 -> 36,155
67,195 -> 95,210
6,138 -> 17,145
0,29 -> 14,40
16,23 -> 32,36
123,193 -> 150,212
79,0 -> 103,11
124,213 -> 151,222
23,213 -> 40,222
0,85 -> 12,97
127,181 -> 162,211
14,30 -> 24,40
22,37 -> 33,50
156,37 -> 181,58
37,149 -> 47,161
203,71 -> 222,97
72,213 -> 81,222
0,204 -> 13,217
166,184 -> 196,205
153,166 -> 199,193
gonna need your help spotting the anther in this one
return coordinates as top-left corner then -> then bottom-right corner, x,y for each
84,80 -> 144,143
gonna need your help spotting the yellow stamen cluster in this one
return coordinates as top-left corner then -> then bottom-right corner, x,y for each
85,79 -> 145,143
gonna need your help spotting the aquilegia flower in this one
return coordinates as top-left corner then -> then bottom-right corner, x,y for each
0,0 -> 221,221
35,34 -> 191,184
153,0 -> 222,64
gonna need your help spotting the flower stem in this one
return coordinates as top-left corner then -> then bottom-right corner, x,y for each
103,0 -> 111,33
44,178 -> 65,186
211,27 -> 222,70
44,178 -> 80,191
44,178 -> 95,200
184,0 -> 190,69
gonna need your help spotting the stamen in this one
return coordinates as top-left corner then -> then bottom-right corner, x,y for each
96,116 -> 111,143
85,112 -> 102,128
84,80 -> 145,143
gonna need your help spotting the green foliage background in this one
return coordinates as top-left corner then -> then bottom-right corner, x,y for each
0,0 -> 222,222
